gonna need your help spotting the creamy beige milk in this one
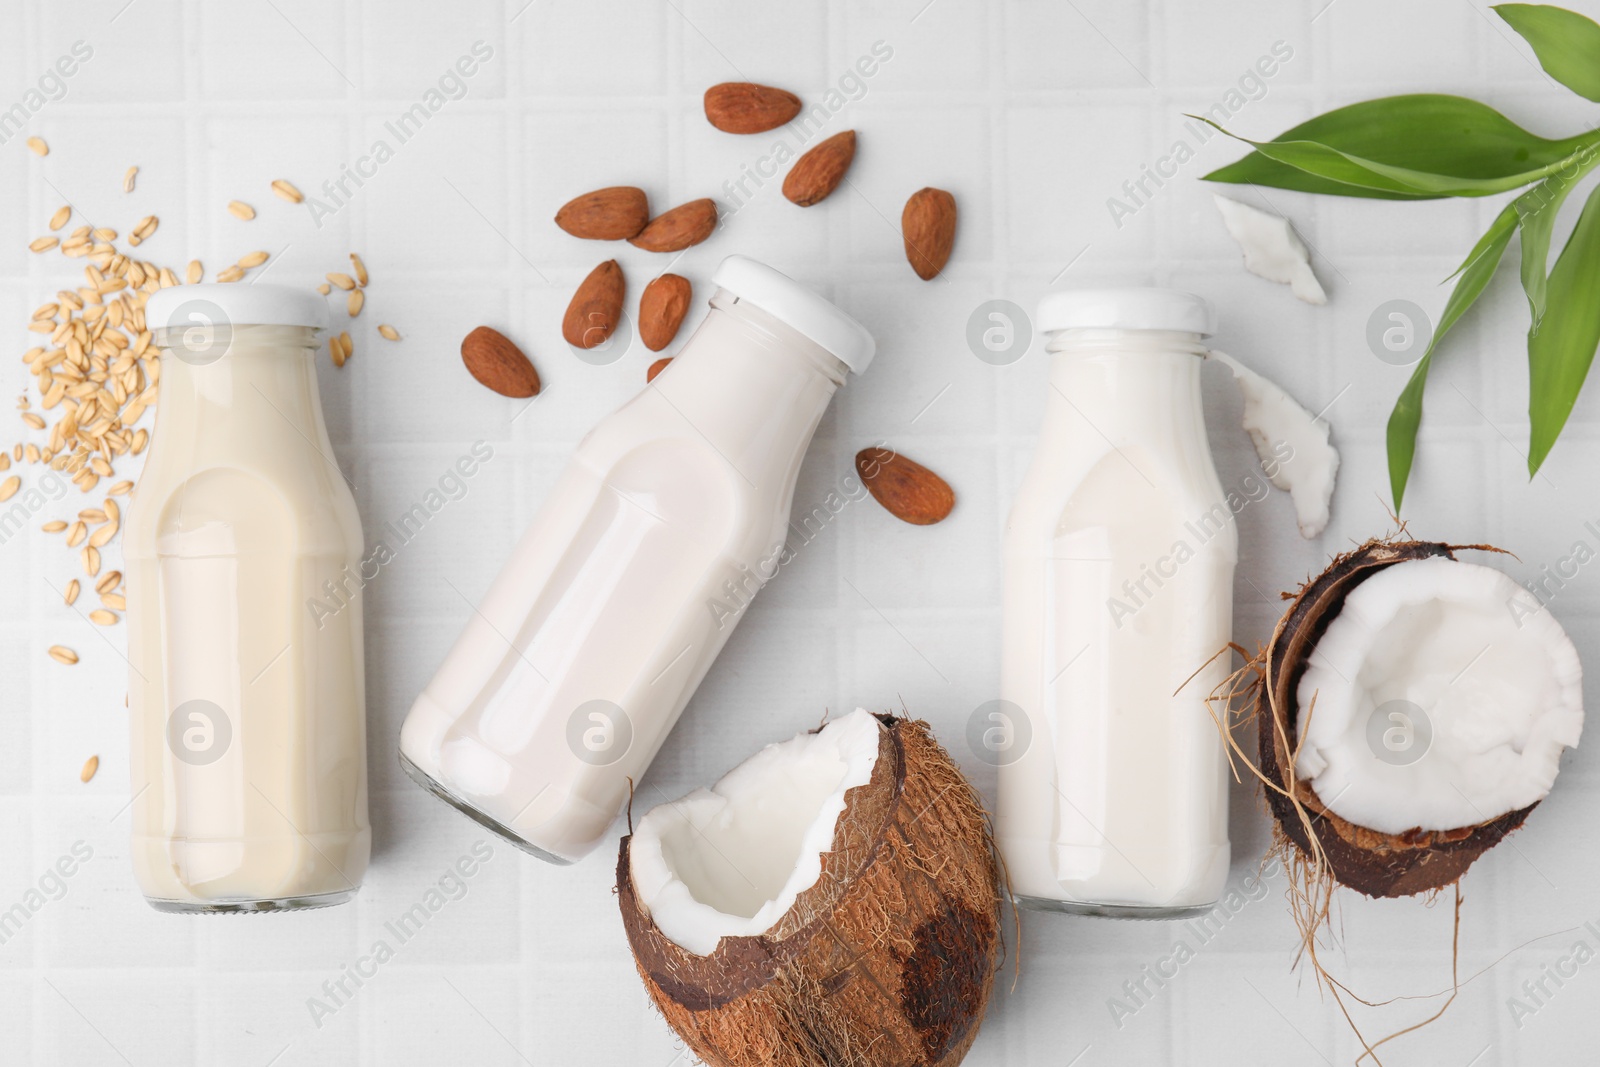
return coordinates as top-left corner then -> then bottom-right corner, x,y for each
999,294 -> 1234,917
125,299 -> 369,913
400,256 -> 874,864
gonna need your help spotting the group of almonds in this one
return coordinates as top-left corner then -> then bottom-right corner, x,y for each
457,81 -> 959,528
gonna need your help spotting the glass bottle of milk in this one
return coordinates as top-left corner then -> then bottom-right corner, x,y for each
400,256 -> 874,864
998,289 -> 1234,918
126,285 -> 369,912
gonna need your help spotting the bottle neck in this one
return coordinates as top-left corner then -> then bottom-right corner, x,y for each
1047,327 -> 1208,360
1048,328 -> 1205,402
155,323 -> 320,362
651,294 -> 847,490
707,289 -> 851,385
152,325 -> 332,451
1042,328 -> 1210,454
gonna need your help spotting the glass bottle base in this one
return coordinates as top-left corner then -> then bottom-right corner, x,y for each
1012,893 -> 1218,921
398,751 -> 573,866
144,888 -> 357,915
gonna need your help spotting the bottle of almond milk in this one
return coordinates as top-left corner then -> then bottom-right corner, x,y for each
126,286 -> 369,912
400,256 -> 874,863
998,289 -> 1234,917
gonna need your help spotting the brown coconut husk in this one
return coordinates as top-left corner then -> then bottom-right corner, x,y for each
616,714 -> 1003,1067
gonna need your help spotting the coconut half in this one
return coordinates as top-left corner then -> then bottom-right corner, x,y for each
1295,556 -> 1582,834
1254,540 -> 1584,898
617,709 -> 1002,1067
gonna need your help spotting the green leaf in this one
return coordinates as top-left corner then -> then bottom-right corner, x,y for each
1388,205 -> 1520,510
1496,4 -> 1600,102
1206,158 -> 1437,201
1515,175 -> 1582,329
1201,94 -> 1595,199
1512,128 -> 1600,329
1199,119 -> 1592,199
1528,182 -> 1600,473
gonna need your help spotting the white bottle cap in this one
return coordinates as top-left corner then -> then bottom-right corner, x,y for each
711,255 -> 875,374
1036,287 -> 1215,337
146,283 -> 330,333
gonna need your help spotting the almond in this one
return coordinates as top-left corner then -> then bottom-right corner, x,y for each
647,357 -> 673,383
555,186 -> 650,241
902,187 -> 957,281
783,130 -> 857,207
855,447 -> 955,526
461,326 -> 541,398
563,260 -> 626,349
629,199 -> 719,253
639,274 -> 692,352
703,82 -> 802,134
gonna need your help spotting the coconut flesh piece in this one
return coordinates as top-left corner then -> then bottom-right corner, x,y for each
629,708 -> 881,956
1213,194 -> 1328,304
1208,349 -> 1340,539
1294,558 -> 1583,836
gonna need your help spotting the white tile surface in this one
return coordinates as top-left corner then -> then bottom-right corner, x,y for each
4,0 -> 1600,1064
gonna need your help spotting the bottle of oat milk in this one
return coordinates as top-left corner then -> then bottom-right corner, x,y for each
400,255 -> 874,864
125,285 -> 369,913
998,288 -> 1234,918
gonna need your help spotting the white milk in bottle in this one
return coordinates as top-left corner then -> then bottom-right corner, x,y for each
400,255 -> 874,864
126,285 -> 369,912
997,289 -> 1234,917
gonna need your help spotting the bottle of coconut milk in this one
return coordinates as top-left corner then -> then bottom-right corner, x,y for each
400,256 -> 874,864
998,288 -> 1234,917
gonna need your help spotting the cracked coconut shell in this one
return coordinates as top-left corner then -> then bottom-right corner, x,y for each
1256,539 -> 1538,898
616,715 -> 1003,1067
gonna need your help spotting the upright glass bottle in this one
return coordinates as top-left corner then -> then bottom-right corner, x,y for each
126,285 -> 369,913
400,255 -> 875,864
998,288 -> 1234,917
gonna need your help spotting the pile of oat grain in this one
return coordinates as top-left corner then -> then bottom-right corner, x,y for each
14,160 -> 395,676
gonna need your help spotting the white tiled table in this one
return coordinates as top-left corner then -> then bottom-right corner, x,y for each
2,0 -> 1598,1063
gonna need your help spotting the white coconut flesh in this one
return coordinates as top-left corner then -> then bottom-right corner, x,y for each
1208,349 -> 1340,539
1295,558 -> 1583,835
1212,194 -> 1328,305
629,708 -> 882,957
